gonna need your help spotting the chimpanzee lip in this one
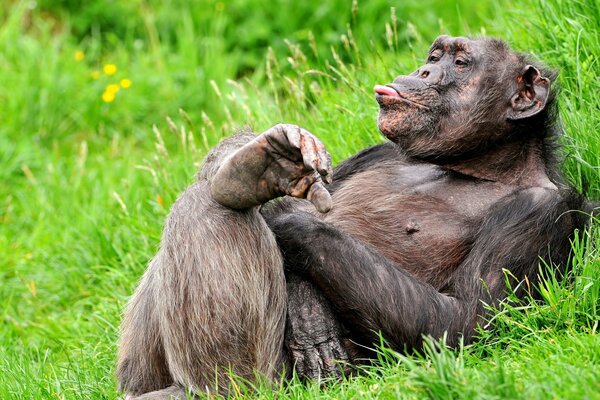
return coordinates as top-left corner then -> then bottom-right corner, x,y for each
374,84 -> 430,110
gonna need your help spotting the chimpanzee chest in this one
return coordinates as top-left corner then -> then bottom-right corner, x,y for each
320,163 -> 513,288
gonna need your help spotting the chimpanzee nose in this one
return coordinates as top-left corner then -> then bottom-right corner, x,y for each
411,65 -> 444,84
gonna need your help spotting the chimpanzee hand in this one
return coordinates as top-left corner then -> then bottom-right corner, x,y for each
211,124 -> 333,213
285,274 -> 356,381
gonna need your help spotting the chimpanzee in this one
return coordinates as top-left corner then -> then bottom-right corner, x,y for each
117,36 -> 592,399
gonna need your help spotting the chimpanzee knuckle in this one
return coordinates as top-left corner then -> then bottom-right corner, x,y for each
300,137 -> 319,172
279,123 -> 300,131
278,123 -> 302,146
262,124 -> 294,149
259,130 -> 286,157
298,127 -> 318,141
270,123 -> 296,134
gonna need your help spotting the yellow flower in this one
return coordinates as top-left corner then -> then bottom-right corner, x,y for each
74,50 -> 85,62
103,63 -> 117,76
90,70 -> 100,80
102,90 -> 116,103
120,78 -> 132,89
106,84 -> 120,94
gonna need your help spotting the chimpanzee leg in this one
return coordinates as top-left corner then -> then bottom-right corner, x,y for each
155,182 -> 287,394
268,188 -> 581,350
118,132 -> 288,397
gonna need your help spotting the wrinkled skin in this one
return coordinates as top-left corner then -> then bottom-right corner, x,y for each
377,35 -> 550,159
118,36 -> 592,399
284,275 -> 361,379
211,123 -> 333,213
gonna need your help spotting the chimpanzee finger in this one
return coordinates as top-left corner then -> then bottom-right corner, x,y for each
270,124 -> 302,160
291,349 -> 306,378
305,348 -> 323,380
287,174 -> 317,198
330,340 -> 352,377
307,180 -> 332,213
298,130 -> 319,172
318,155 -> 333,184
279,124 -> 301,148
318,342 -> 340,379
330,339 -> 350,364
298,129 -> 332,183
314,141 -> 333,184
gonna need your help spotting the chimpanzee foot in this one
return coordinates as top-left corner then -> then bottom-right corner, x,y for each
287,333 -> 354,380
284,274 -> 357,381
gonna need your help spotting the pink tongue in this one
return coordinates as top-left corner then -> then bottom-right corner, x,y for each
374,85 -> 399,97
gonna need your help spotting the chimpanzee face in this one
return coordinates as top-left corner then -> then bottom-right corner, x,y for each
375,36 -> 551,159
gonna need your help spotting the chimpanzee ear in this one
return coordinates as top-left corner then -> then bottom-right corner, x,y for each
507,65 -> 550,121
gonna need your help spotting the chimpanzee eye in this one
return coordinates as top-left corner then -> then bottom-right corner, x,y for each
455,58 -> 469,66
428,50 -> 442,63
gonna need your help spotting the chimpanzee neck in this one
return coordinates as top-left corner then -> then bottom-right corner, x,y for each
440,138 -> 555,188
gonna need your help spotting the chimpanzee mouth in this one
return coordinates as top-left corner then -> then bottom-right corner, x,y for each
374,84 -> 430,110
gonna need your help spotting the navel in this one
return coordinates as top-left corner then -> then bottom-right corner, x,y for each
405,219 -> 421,234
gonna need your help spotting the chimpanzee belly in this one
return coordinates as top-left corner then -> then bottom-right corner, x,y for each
316,163 -> 514,289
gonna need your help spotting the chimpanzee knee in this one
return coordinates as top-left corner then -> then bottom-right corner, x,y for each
267,212 -> 338,272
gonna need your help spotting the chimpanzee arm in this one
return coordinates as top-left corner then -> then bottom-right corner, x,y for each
269,211 -> 459,350
270,188 -> 583,349
448,188 -> 583,336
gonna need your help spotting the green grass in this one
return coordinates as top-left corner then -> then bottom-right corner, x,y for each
0,0 -> 598,398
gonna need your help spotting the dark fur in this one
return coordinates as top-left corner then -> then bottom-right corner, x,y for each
117,37 -> 591,398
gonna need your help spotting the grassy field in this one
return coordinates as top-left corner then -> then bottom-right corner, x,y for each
1,0 -> 598,398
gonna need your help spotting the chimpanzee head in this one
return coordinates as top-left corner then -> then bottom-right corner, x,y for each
375,36 -> 557,160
